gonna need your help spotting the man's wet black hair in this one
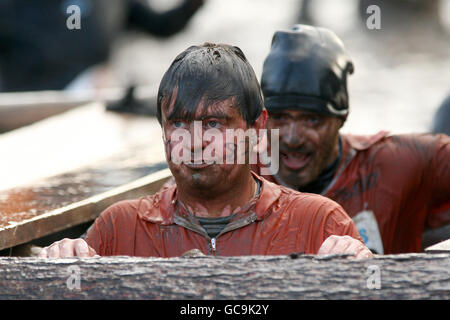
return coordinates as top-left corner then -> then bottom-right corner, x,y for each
157,43 -> 263,126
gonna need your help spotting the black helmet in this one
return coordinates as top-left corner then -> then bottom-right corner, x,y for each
261,24 -> 354,119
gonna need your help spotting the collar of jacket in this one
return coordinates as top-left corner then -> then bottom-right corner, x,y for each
321,130 -> 390,195
136,172 -> 282,226
343,130 -> 390,151
338,130 -> 390,177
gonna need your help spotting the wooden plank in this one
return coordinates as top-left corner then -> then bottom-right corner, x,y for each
0,91 -> 86,132
0,168 -> 172,251
0,253 -> 448,299
0,86 -> 158,132
0,101 -> 165,192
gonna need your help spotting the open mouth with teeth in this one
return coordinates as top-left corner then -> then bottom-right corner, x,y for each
280,150 -> 312,170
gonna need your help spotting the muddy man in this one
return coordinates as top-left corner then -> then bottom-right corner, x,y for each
39,42 -> 372,259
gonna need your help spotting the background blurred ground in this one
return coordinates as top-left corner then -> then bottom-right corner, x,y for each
1,0 -> 449,191
106,0 -> 450,134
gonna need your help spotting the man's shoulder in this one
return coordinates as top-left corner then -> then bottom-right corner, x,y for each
343,131 -> 449,152
257,173 -> 340,207
341,132 -> 449,171
341,130 -> 390,151
101,198 -> 141,216
290,190 -> 343,215
100,186 -> 176,225
272,182 -> 357,237
266,178 -> 343,216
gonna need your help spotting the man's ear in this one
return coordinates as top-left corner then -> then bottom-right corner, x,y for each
251,109 -> 269,156
252,108 -> 268,130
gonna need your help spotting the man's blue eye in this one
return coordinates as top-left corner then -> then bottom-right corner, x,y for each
207,121 -> 219,128
173,121 -> 185,128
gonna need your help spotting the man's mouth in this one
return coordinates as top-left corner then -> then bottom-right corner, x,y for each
280,150 -> 312,170
183,161 -> 213,169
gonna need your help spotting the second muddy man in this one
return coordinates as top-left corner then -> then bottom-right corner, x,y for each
257,24 -> 450,254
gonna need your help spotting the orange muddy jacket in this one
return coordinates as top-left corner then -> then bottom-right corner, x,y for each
85,173 -> 362,257
258,132 -> 450,254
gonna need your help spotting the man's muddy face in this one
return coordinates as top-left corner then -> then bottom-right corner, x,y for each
266,109 -> 342,189
161,97 -> 251,191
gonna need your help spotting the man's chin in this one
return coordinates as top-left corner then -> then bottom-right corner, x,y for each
278,166 -> 315,189
173,167 -> 220,190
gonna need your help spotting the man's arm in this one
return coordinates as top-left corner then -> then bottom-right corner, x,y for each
38,200 -> 127,258
318,201 -> 373,258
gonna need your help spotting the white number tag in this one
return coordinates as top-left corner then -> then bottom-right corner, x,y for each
353,209 -> 384,254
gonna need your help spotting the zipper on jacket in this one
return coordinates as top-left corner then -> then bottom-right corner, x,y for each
207,213 -> 257,255
210,237 -> 216,255
174,212 -> 257,256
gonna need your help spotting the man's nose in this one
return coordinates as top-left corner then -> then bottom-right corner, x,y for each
189,121 -> 208,152
282,121 -> 305,148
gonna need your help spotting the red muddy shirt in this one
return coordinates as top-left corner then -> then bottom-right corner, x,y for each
85,173 -> 362,257
259,132 -> 450,254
